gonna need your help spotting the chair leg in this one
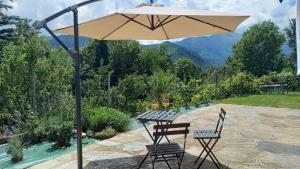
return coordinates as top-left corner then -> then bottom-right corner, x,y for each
197,139 -> 219,169
162,155 -> 172,169
137,152 -> 149,169
178,153 -> 184,169
198,139 -> 220,168
201,139 -> 221,167
195,139 -> 212,163
150,155 -> 156,169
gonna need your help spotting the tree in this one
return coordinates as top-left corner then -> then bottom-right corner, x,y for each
0,0 -> 20,52
136,45 -> 173,75
231,20 -> 286,76
284,19 -> 296,72
175,57 -> 200,82
81,40 -> 109,71
109,41 -> 141,84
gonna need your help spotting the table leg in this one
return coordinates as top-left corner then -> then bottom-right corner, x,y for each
142,122 -> 154,142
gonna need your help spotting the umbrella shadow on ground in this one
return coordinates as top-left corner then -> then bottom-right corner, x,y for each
84,152 -> 231,169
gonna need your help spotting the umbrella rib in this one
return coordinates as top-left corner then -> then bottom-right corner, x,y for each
155,15 -> 171,28
155,16 -> 181,29
185,16 -> 232,32
101,15 -> 139,40
147,15 -> 152,27
120,14 -> 153,30
156,16 -> 169,39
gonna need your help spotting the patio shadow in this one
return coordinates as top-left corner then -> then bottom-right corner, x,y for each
84,152 -> 231,169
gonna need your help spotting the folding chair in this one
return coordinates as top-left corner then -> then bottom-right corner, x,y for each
145,123 -> 190,169
193,108 -> 226,169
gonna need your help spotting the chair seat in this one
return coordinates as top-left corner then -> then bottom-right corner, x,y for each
146,143 -> 184,156
193,129 -> 220,139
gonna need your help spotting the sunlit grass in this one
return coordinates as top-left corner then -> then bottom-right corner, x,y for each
218,92 -> 300,109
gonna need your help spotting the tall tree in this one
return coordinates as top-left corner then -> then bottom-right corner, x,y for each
175,57 -> 200,82
109,41 -> 141,84
231,20 -> 286,76
0,0 -> 20,50
285,19 -> 296,72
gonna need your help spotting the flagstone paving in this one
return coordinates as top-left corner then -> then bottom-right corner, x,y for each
30,104 -> 300,169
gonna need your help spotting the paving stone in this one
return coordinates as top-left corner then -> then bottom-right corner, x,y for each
30,104 -> 300,169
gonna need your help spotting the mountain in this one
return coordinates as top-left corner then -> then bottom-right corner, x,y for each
175,33 -> 241,66
50,35 -> 89,49
143,41 -> 207,66
50,34 -> 291,67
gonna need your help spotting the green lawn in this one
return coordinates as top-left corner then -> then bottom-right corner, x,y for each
218,92 -> 300,109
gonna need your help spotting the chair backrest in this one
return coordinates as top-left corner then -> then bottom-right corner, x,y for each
153,123 -> 190,150
215,108 -> 226,137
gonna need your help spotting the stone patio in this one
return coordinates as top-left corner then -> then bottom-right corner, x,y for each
30,104 -> 300,169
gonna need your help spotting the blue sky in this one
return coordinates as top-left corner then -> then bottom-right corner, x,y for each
4,0 -> 297,44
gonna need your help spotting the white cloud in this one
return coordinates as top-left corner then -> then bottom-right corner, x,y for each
5,0 -> 297,44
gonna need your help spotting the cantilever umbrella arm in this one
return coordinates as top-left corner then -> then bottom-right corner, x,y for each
33,1 -> 102,169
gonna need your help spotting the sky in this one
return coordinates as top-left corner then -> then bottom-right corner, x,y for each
4,0 -> 297,44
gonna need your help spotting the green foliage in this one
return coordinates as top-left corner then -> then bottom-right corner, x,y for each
94,127 -> 116,140
0,112 -> 12,126
136,46 -> 173,75
84,107 -> 131,132
82,40 -> 109,69
191,84 -> 215,105
25,117 -> 73,148
230,72 -> 259,96
231,20 -> 286,76
52,122 -> 73,148
0,31 -> 73,128
149,70 -> 176,97
0,0 -> 21,52
8,136 -> 23,162
284,19 -> 296,72
109,41 -> 141,83
175,57 -> 200,82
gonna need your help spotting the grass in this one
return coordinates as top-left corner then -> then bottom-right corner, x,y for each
218,92 -> 300,109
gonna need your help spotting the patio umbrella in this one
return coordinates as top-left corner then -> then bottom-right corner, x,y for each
54,4 -> 249,40
35,1 -> 249,169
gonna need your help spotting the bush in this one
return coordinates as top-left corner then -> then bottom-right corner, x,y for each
191,84 -> 215,105
8,136 -> 23,162
52,122 -> 73,148
231,72 -> 259,96
86,130 -> 94,138
136,100 -> 150,113
25,117 -> 73,148
94,127 -> 116,140
85,107 -> 131,132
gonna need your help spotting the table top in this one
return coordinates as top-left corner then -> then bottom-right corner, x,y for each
135,110 -> 180,122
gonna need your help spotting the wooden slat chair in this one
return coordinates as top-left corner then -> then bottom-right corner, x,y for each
145,123 -> 190,169
193,108 -> 226,169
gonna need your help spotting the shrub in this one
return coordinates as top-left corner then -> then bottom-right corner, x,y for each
8,136 -> 23,162
94,127 -> 116,140
191,84 -> 215,105
231,72 -> 259,96
86,130 -> 94,138
86,107 -> 131,132
136,100 -> 150,113
25,117 -> 73,148
52,121 -> 73,148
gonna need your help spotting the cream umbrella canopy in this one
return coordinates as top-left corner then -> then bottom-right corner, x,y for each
34,1 -> 249,169
55,4 -> 249,40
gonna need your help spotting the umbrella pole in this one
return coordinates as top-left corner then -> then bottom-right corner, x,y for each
33,1 -> 103,169
73,9 -> 83,169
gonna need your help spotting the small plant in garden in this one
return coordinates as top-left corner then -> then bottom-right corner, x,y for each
94,127 -> 116,140
85,107 -> 131,133
52,122 -> 73,148
7,136 -> 23,162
